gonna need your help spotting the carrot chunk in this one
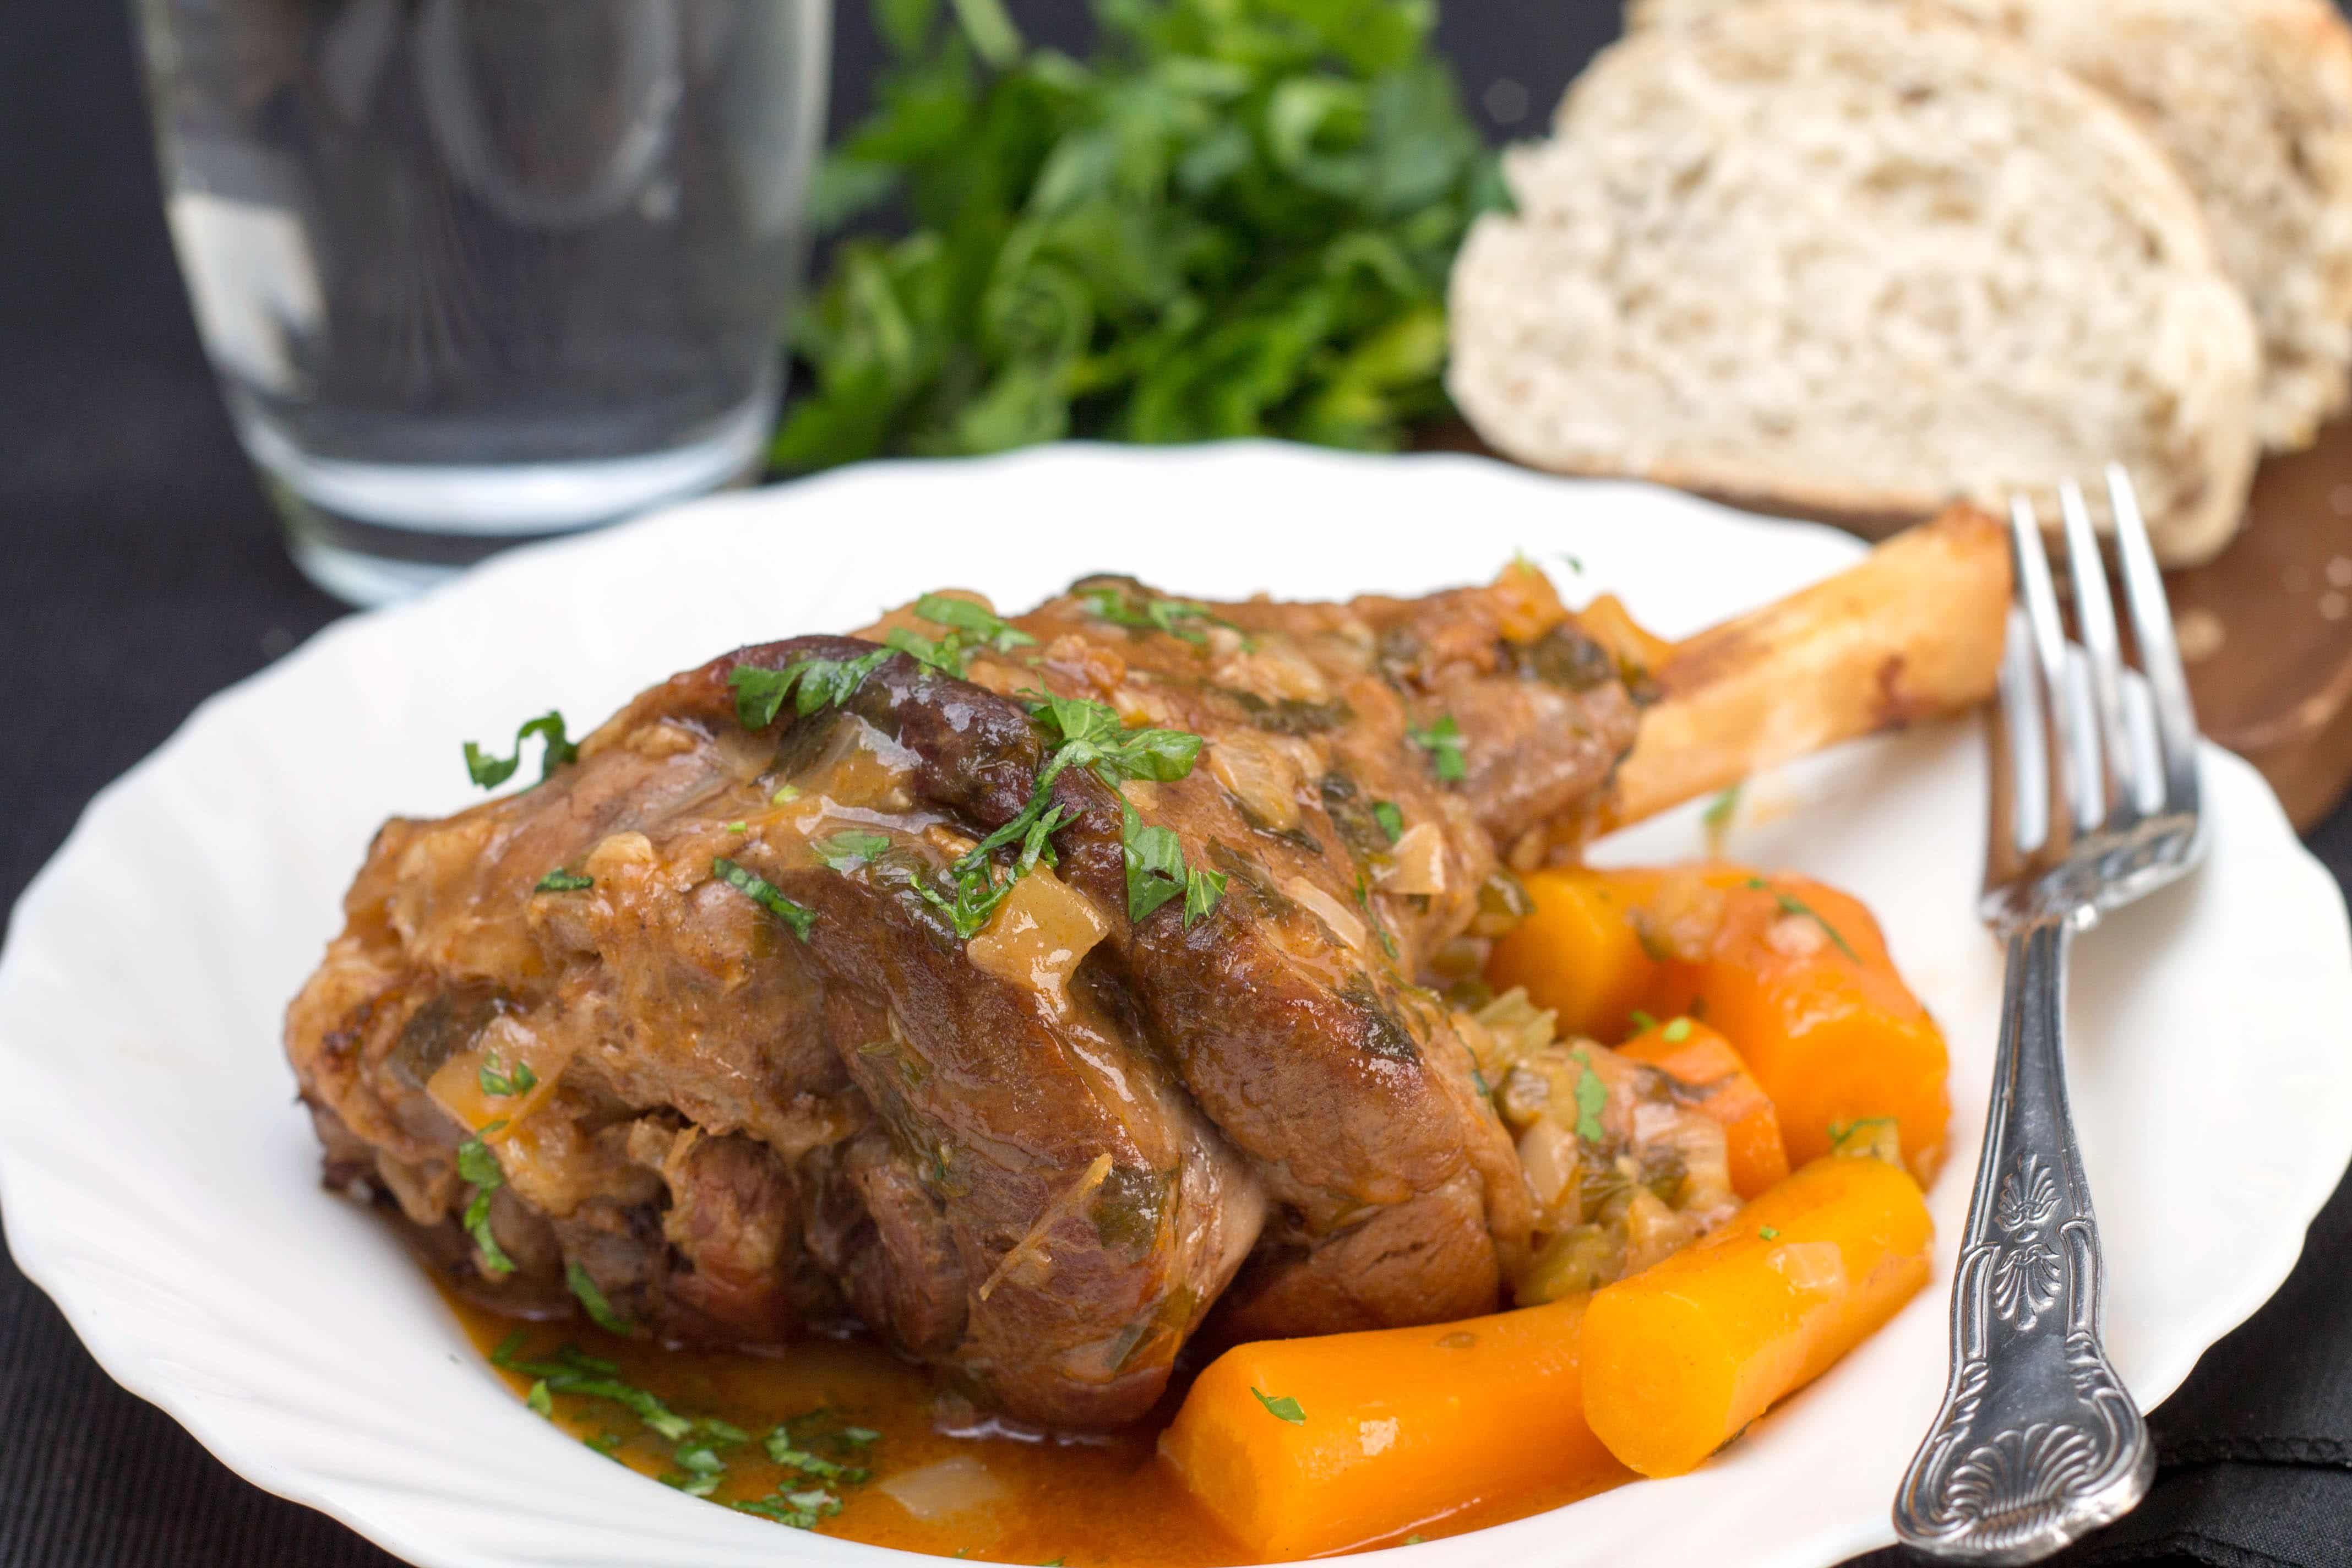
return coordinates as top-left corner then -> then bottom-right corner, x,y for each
1484,868 -> 1663,1041
1617,1018 -> 1790,1200
1581,1155 -> 1933,1478
1159,1298 -> 1628,1558
1652,871 -> 1951,1183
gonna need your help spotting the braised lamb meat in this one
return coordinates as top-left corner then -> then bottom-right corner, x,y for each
286,566 -> 1641,1426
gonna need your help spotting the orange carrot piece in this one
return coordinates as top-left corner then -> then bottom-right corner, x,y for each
1485,868 -> 1663,1041
1159,1298 -> 1629,1559
1651,872 -> 1951,1183
1581,1155 -> 1933,1478
1618,1019 -> 1790,1200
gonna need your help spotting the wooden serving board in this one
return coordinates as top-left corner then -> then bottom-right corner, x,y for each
2170,422 -> 2352,831
1414,421 -> 2352,832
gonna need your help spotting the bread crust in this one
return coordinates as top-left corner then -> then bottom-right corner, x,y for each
1449,0 -> 2261,565
1629,0 -> 2352,451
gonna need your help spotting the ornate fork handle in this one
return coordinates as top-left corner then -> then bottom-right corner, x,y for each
1894,919 -> 2152,1563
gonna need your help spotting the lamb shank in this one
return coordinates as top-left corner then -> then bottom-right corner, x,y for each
285,565 -> 1684,1426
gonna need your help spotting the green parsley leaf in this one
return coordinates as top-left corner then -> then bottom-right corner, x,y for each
771,1 -> 1494,471
771,783 -> 802,804
884,624 -> 968,678
1662,1017 -> 1693,1043
840,1426 -> 881,1447
1183,866 -> 1228,928
1371,799 -> 1405,844
1407,714 -> 1467,783
464,711 -> 576,790
456,1131 -> 514,1276
1627,1010 -> 1658,1034
1702,785 -> 1743,833
914,594 -> 1036,654
586,1433 -> 625,1459
478,1057 -> 539,1097
730,649 -> 892,729
725,820 -> 748,834
1759,1226 -> 1782,1242
926,694 -> 1212,939
1572,1055 -> 1608,1144
568,1259 -> 635,1336
526,1379 -> 553,1416
1077,586 -> 1232,646
715,857 -> 816,939
1123,802 -> 1190,925
663,1468 -> 723,1498
1745,876 -> 1861,962
1251,1386 -> 1307,1424
812,830 -> 892,872
534,869 -> 594,894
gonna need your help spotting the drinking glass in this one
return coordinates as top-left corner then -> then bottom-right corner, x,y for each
132,0 -> 829,605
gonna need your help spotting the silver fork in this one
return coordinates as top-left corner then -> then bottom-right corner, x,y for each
1893,466 -> 2208,1562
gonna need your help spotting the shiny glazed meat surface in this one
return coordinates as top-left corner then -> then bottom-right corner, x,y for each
286,569 -> 1641,1427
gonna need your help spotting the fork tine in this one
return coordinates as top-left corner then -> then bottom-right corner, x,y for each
2104,465 -> 2201,816
1988,607 -> 2047,886
2010,496 -> 2077,852
2059,481 -> 2136,829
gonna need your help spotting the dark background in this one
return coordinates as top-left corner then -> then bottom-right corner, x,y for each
4,3 -> 2351,1565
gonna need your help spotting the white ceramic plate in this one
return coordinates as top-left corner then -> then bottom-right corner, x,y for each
2,443 -> 2347,1568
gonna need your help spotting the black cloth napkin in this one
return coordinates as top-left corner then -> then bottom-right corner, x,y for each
6,3 -> 2352,1565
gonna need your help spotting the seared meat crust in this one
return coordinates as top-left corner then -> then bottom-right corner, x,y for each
286,568 -> 1639,1425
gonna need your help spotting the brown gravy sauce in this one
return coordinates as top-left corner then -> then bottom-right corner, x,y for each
447,1292 -> 1624,1562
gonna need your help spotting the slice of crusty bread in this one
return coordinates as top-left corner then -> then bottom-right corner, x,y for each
1447,1 -> 2262,565
1630,0 -> 2352,451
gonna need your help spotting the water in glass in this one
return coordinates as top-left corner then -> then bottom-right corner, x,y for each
133,0 -> 829,604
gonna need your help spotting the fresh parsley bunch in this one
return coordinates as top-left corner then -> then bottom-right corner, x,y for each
772,0 -> 1501,471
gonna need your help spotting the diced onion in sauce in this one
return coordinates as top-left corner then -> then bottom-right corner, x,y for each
1379,821 -> 1449,895
425,1016 -> 573,1136
1282,876 -> 1367,954
965,867 -> 1110,998
878,1456 -> 1007,1521
1207,732 -> 1304,833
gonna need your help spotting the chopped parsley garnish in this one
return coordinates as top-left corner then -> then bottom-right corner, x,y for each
1123,801 -> 1226,927
1407,714 -> 1467,782
478,1057 -> 538,1097
526,1379 -> 553,1416
715,857 -> 816,939
1371,799 -> 1405,844
567,1259 -> 634,1336
534,869 -> 594,894
1077,586 -> 1232,645
730,649 -> 892,728
1571,1054 -> 1608,1144
1759,1227 -> 1782,1242
492,1338 -> 740,1448
1662,1017 -> 1693,1043
725,820 -> 748,833
812,830 -> 891,872
1628,1009 -> 1658,1034
925,692 -> 1222,939
1702,785 -> 1743,833
464,711 -> 576,789
1746,876 -> 1861,961
1251,1387 -> 1306,1424
457,1124 -> 513,1276
771,783 -> 802,804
